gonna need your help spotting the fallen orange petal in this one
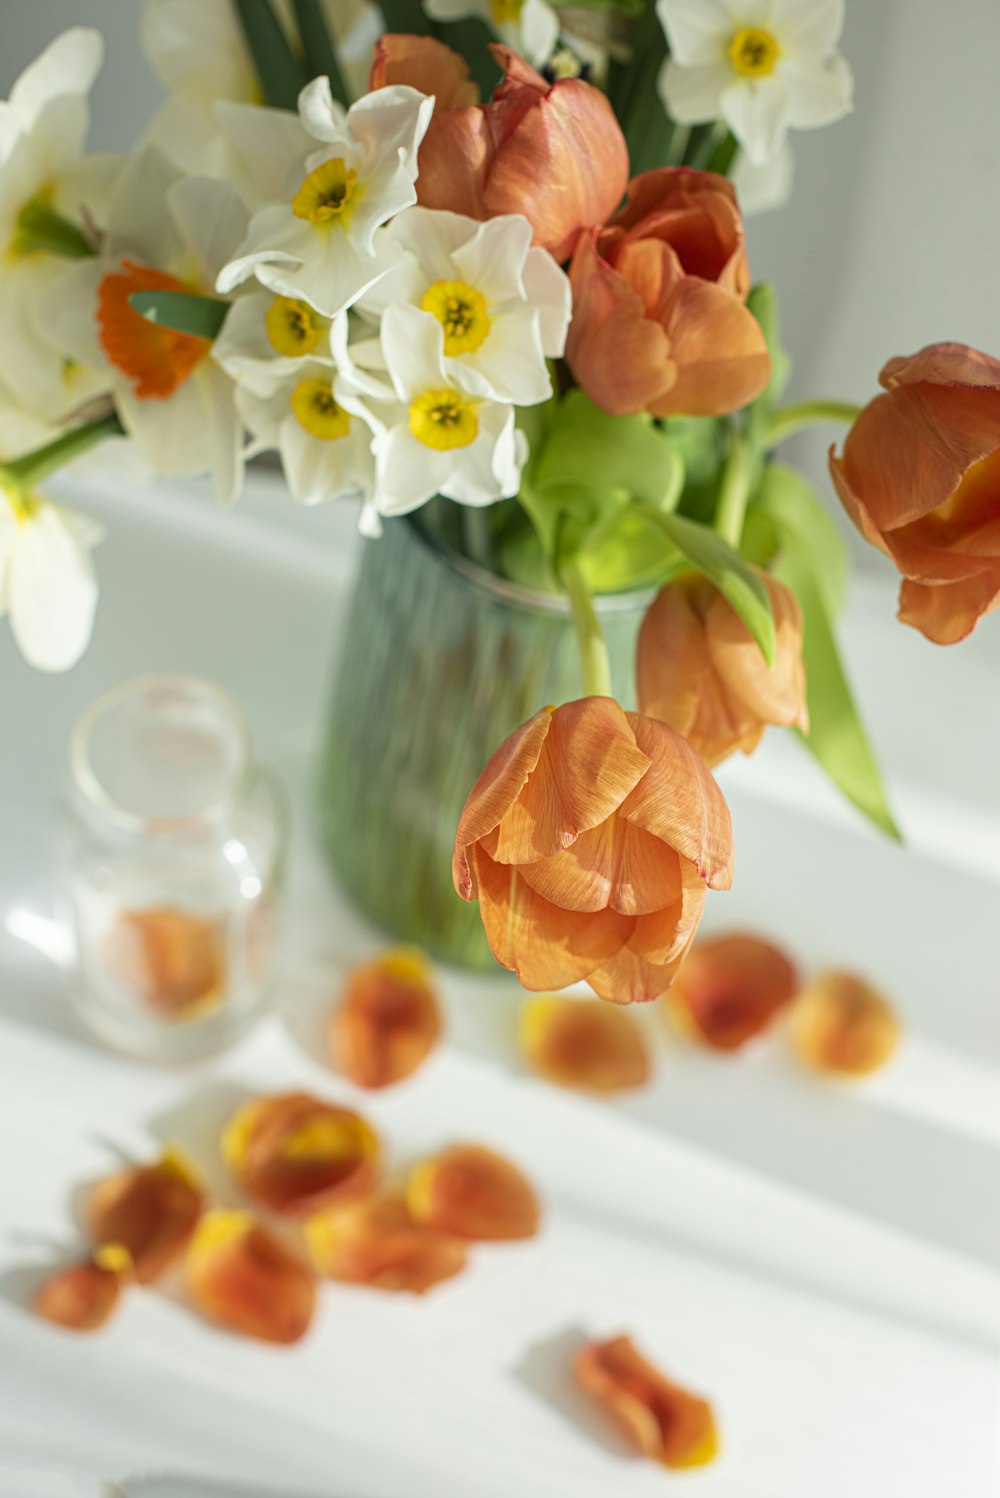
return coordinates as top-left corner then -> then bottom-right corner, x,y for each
306,1192 -> 468,1295
789,971 -> 900,1077
520,997 -> 651,1092
186,1210 -> 316,1344
574,1335 -> 720,1469
105,905 -> 227,1019
223,1091 -> 381,1215
331,947 -> 443,1089
408,1144 -> 540,1241
669,932 -> 798,1051
86,1146 -> 205,1284
32,1243 -> 133,1332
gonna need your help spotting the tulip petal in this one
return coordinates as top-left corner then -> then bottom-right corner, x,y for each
790,971 -> 900,1077
649,277 -> 770,417
223,1092 -> 381,1216
566,232 -> 676,416
105,905 -> 227,1019
520,996 -> 651,1091
408,1143 -> 540,1240
453,706 -> 552,899
306,1193 -> 468,1294
706,572 -> 808,731
619,715 -> 734,891
586,944 -> 688,1006
669,932 -> 798,1051
897,569 -> 1000,644
515,817 -> 685,916
186,1210 -> 316,1343
33,1250 -> 131,1333
331,947 -> 443,1089
86,1148 -> 204,1284
368,35 -> 479,113
415,106 -> 492,221
574,1335 -> 720,1469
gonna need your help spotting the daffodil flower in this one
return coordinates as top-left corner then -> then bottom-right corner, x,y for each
0,478 -> 101,672
423,0 -> 560,69
212,287 -> 336,397
656,0 -> 853,166
357,208 -> 570,406
216,80 -> 433,320
372,304 -> 525,520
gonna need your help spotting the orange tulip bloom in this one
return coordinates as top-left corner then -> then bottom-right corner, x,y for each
414,45 -> 629,263
408,1143 -> 540,1241
331,947 -> 443,1089
574,1335 -> 719,1469
33,1244 -> 133,1333
789,971 -> 900,1077
453,698 -> 733,1005
86,1147 -> 205,1284
830,342 -> 1000,644
637,572 -> 808,767
520,996 -> 651,1092
669,932 -> 798,1051
565,168 -> 770,417
222,1092 -> 380,1216
106,905 -> 226,1019
306,1193 -> 468,1295
186,1210 -> 316,1344
368,34 -> 479,113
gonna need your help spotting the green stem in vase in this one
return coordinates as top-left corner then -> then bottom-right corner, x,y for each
3,410 -> 123,489
714,431 -> 753,549
766,399 -> 863,448
560,556 -> 612,698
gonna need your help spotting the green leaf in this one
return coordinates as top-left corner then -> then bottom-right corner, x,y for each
773,542 -> 901,840
534,390 -> 684,513
128,290 -> 230,340
378,0 -> 433,32
751,463 -> 849,618
576,509 -> 687,593
233,0 -> 309,109
646,510 -> 777,666
291,0 -> 348,105
746,282 -> 791,422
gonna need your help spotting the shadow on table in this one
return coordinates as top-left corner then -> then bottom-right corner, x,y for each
512,1324 -> 638,1463
123,1479 -> 323,1498
146,1081 -> 255,1208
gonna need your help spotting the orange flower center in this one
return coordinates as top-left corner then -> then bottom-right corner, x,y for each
97,260 -> 209,400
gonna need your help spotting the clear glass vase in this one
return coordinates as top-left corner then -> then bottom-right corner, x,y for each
318,514 -> 650,970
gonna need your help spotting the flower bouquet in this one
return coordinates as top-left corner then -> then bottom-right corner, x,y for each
3,1 -> 997,996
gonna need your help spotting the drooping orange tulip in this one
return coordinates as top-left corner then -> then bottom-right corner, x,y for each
789,971 -> 900,1077
408,1144 -> 540,1241
331,947 -> 443,1089
86,1147 -> 205,1284
668,932 -> 798,1051
830,342 -> 1000,644
368,34 -> 479,113
636,571 -> 808,767
574,1335 -> 720,1469
222,1092 -> 380,1216
306,1193 -> 468,1295
186,1210 -> 316,1344
33,1244 -> 133,1333
413,45 -> 629,262
566,167 -> 770,417
106,905 -> 226,1019
520,996 -> 651,1092
453,697 -> 733,1005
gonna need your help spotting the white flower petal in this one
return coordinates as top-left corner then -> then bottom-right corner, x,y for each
215,206 -> 316,294
782,52 -> 853,129
331,313 -> 396,401
771,0 -> 845,55
106,146 -> 187,268
36,258 -> 106,373
424,0 -> 477,18
658,57 -> 733,124
10,28 -> 103,127
731,138 -> 795,214
214,291 -> 330,396
655,0 -> 733,67
387,205 -> 477,283
439,404 -> 520,506
19,94 -> 91,189
54,150 -> 123,225
256,228 -> 392,319
354,244 -> 425,319
117,363 -> 243,504
373,424 -> 442,516
141,95 -> 234,178
278,410 -> 375,506
453,215 -> 532,306
342,158 -> 420,256
345,85 -> 433,179
0,496 -> 16,616
521,247 -> 571,358
140,0 -> 255,99
297,76 -> 350,144
517,0 -> 561,67
379,304 -> 450,402
168,176 -> 249,288
9,502 -> 99,672
719,76 -> 791,165
449,305 -> 550,405
235,383 -> 284,447
214,100 -> 314,203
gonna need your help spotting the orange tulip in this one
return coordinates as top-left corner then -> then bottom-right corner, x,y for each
453,697 -> 733,1005
789,971 -> 900,1077
306,1193 -> 468,1295
186,1210 -> 316,1344
331,947 -> 443,1089
637,571 -> 808,767
520,996 -> 651,1092
408,1143 -> 540,1241
86,1147 -> 205,1284
33,1244 -> 133,1333
830,342 -> 1000,644
414,45 -> 629,263
105,905 -> 226,1019
669,932 -> 798,1051
368,34 -> 479,113
222,1092 -> 380,1216
565,167 -> 770,417
574,1335 -> 719,1469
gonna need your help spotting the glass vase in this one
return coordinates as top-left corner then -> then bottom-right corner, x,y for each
318,514 -> 650,970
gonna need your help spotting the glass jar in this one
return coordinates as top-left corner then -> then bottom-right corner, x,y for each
57,675 -> 287,1062
318,515 -> 650,970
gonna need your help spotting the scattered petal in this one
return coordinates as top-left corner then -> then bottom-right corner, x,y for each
306,1192 -> 468,1295
86,1146 -> 205,1283
222,1092 -> 381,1215
331,947 -> 443,1089
520,996 -> 651,1092
408,1144 -> 540,1241
185,1210 -> 316,1344
668,932 -> 798,1051
105,906 -> 226,1020
32,1246 -> 132,1333
789,971 -> 900,1077
575,1334 -> 720,1469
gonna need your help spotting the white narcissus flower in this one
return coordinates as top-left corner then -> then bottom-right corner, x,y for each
0,28 -> 121,424
48,148 -> 248,504
217,80 -> 433,319
732,138 -> 795,213
424,0 -> 560,69
212,287 -> 336,397
0,481 -> 101,672
356,208 -> 570,406
372,304 -> 525,519
656,0 -> 853,166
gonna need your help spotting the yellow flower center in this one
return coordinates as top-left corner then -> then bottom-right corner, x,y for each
420,280 -> 491,356
292,157 -> 359,225
290,377 -> 352,440
408,389 -> 479,450
265,295 -> 324,356
490,0 -> 523,22
727,26 -> 780,77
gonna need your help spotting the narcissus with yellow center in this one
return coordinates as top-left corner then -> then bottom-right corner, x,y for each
292,157 -> 359,225
265,295 -> 324,357
420,280 -> 491,355
728,25 -> 780,76
290,378 -> 352,441
408,388 -> 479,451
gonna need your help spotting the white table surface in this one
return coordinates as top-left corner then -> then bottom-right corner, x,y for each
1,468 -> 998,1495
